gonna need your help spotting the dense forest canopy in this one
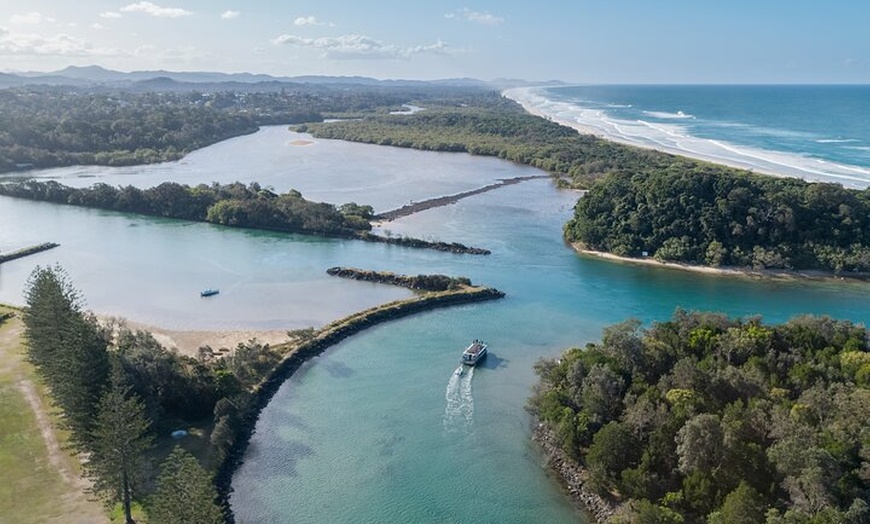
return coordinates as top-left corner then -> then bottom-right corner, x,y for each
0,179 -> 371,236
0,84 -> 485,173
566,170 -> 870,273
529,311 -> 869,524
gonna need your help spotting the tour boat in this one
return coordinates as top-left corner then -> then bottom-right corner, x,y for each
200,288 -> 220,297
461,339 -> 487,366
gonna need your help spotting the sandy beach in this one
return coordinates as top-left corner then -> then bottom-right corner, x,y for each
502,87 -> 870,189
571,243 -> 867,282
106,317 -> 290,357
502,86 -> 777,175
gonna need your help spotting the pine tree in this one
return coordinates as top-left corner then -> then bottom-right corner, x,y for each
85,360 -> 154,524
148,446 -> 224,524
22,265 -> 110,446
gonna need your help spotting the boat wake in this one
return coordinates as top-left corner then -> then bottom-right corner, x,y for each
443,366 -> 474,432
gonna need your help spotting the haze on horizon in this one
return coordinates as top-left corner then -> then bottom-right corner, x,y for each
1,0 -> 869,84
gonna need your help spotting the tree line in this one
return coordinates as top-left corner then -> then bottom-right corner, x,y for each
528,311 -> 869,524
0,179 -> 493,254
304,92 -> 733,189
22,265 -> 289,522
0,180 -> 372,237
565,170 -> 870,273
0,85 -> 489,173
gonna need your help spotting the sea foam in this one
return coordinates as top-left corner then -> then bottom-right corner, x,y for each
504,87 -> 870,189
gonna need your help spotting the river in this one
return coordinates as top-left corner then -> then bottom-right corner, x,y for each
1,126 -> 867,523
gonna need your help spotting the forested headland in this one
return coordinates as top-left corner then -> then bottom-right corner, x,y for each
529,311 -> 869,524
565,171 -> 870,274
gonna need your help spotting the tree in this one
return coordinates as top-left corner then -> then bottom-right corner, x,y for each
708,481 -> 767,524
676,414 -> 724,475
148,446 -> 224,524
22,265 -> 110,446
85,361 -> 154,524
586,421 -> 639,492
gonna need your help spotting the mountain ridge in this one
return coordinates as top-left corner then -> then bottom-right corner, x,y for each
0,65 -> 564,90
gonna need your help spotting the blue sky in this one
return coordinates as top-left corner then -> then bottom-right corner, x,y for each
1,1 -> 868,83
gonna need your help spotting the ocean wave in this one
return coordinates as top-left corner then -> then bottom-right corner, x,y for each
642,110 -> 694,120
816,138 -> 860,144
502,86 -> 870,189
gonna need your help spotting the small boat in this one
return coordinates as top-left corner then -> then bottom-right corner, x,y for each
461,339 -> 487,366
200,288 -> 220,297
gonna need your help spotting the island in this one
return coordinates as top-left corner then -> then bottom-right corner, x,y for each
0,180 -> 490,255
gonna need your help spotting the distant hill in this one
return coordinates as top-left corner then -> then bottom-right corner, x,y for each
0,65 -> 563,91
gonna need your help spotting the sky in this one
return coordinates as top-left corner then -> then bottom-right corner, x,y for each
1,1 -> 869,83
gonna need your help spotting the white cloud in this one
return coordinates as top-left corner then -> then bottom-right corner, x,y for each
271,33 -> 450,60
221,10 -> 240,20
92,23 -> 104,30
10,12 -> 57,25
100,12 -> 122,19
120,2 -> 192,18
447,8 -> 503,26
293,16 -> 333,27
0,28 -> 121,56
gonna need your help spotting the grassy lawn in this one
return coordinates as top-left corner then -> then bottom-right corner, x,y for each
0,305 -> 107,524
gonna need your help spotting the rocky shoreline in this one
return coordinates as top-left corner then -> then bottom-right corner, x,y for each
532,422 -> 616,524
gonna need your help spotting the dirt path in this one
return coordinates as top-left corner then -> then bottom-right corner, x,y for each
0,312 -> 108,524
16,379 -> 72,484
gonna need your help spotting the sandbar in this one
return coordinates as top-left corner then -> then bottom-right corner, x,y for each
572,243 -> 868,283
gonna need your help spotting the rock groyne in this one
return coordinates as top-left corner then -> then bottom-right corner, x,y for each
0,242 -> 59,264
374,175 -> 549,222
326,266 -> 472,291
215,284 -> 505,519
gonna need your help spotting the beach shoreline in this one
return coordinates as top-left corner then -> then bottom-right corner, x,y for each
502,87 -> 870,189
571,243 -> 870,282
102,316 -> 290,357
502,86 -> 785,178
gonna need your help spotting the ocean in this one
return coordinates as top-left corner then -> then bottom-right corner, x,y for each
508,85 -> 870,188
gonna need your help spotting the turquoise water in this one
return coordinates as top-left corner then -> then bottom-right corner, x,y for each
513,85 -> 870,188
1,127 -> 868,523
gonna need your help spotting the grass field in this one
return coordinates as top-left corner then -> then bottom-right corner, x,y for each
0,305 -> 107,524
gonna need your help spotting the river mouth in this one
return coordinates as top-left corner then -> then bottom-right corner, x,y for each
2,126 -> 867,524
